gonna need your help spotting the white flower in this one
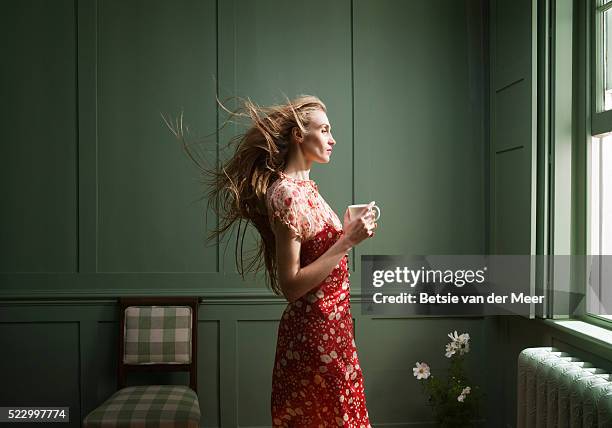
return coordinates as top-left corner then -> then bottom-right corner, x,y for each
413,362 -> 431,380
457,386 -> 471,402
455,338 -> 470,355
448,331 -> 469,344
446,330 -> 471,356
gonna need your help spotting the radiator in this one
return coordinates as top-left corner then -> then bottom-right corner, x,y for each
517,347 -> 612,428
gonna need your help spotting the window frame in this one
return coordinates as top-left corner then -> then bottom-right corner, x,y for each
592,0 -> 612,135
582,0 -> 612,324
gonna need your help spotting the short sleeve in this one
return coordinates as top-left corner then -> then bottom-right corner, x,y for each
267,182 -> 310,241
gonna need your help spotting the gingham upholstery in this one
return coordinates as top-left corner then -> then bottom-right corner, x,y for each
83,385 -> 200,428
124,306 -> 192,364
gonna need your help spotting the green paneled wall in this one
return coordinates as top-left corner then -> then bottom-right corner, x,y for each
97,0 -> 218,274
0,0 -> 78,273
1,0 -> 486,296
353,0 -> 485,257
1,0 -> 490,427
0,302 -> 486,427
216,0 -> 354,278
0,321 -> 81,425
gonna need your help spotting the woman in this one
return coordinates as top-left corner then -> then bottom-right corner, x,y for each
168,95 -> 376,427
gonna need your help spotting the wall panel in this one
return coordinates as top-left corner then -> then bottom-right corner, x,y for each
354,0 -> 485,260
494,148 -> 532,254
0,0 -> 77,273
0,322 -> 81,427
237,320 -> 278,426
217,0 -> 353,279
490,0 -> 537,255
97,0 -> 218,273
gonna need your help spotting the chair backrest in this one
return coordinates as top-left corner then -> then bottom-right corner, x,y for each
118,297 -> 199,391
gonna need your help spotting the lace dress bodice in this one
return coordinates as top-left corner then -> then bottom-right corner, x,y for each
266,171 -> 343,244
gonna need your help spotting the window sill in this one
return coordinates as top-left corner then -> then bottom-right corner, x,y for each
543,317 -> 612,348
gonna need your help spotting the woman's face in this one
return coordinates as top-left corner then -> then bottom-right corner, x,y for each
298,110 -> 336,163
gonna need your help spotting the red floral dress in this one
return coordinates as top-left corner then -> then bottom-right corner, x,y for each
266,172 -> 372,428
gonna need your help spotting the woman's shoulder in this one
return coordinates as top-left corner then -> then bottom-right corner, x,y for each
267,176 -> 305,202
266,177 -> 315,240
268,175 -> 299,191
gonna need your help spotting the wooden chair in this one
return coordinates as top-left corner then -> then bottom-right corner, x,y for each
83,297 -> 201,428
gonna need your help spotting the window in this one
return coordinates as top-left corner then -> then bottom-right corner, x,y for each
587,135 -> 612,317
589,135 -> 612,256
592,0 -> 612,135
595,0 -> 612,111
587,0 -> 612,318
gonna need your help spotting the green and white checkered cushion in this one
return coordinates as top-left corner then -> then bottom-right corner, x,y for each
124,306 -> 192,364
83,385 -> 200,428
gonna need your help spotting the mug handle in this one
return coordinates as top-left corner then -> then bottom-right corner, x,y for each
371,205 -> 381,221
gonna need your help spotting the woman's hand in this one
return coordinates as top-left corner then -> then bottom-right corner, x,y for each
341,201 -> 378,247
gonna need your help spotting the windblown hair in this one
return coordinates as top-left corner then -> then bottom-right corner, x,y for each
163,94 -> 327,295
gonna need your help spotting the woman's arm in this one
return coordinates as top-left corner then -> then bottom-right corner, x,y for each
273,204 -> 376,303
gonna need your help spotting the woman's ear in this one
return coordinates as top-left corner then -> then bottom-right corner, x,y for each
291,126 -> 303,143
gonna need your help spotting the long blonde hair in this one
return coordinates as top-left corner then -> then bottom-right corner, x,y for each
164,95 -> 327,295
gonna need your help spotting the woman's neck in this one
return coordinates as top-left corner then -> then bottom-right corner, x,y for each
283,160 -> 312,181
282,170 -> 311,181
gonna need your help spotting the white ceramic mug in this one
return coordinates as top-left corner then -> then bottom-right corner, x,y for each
348,203 -> 381,221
